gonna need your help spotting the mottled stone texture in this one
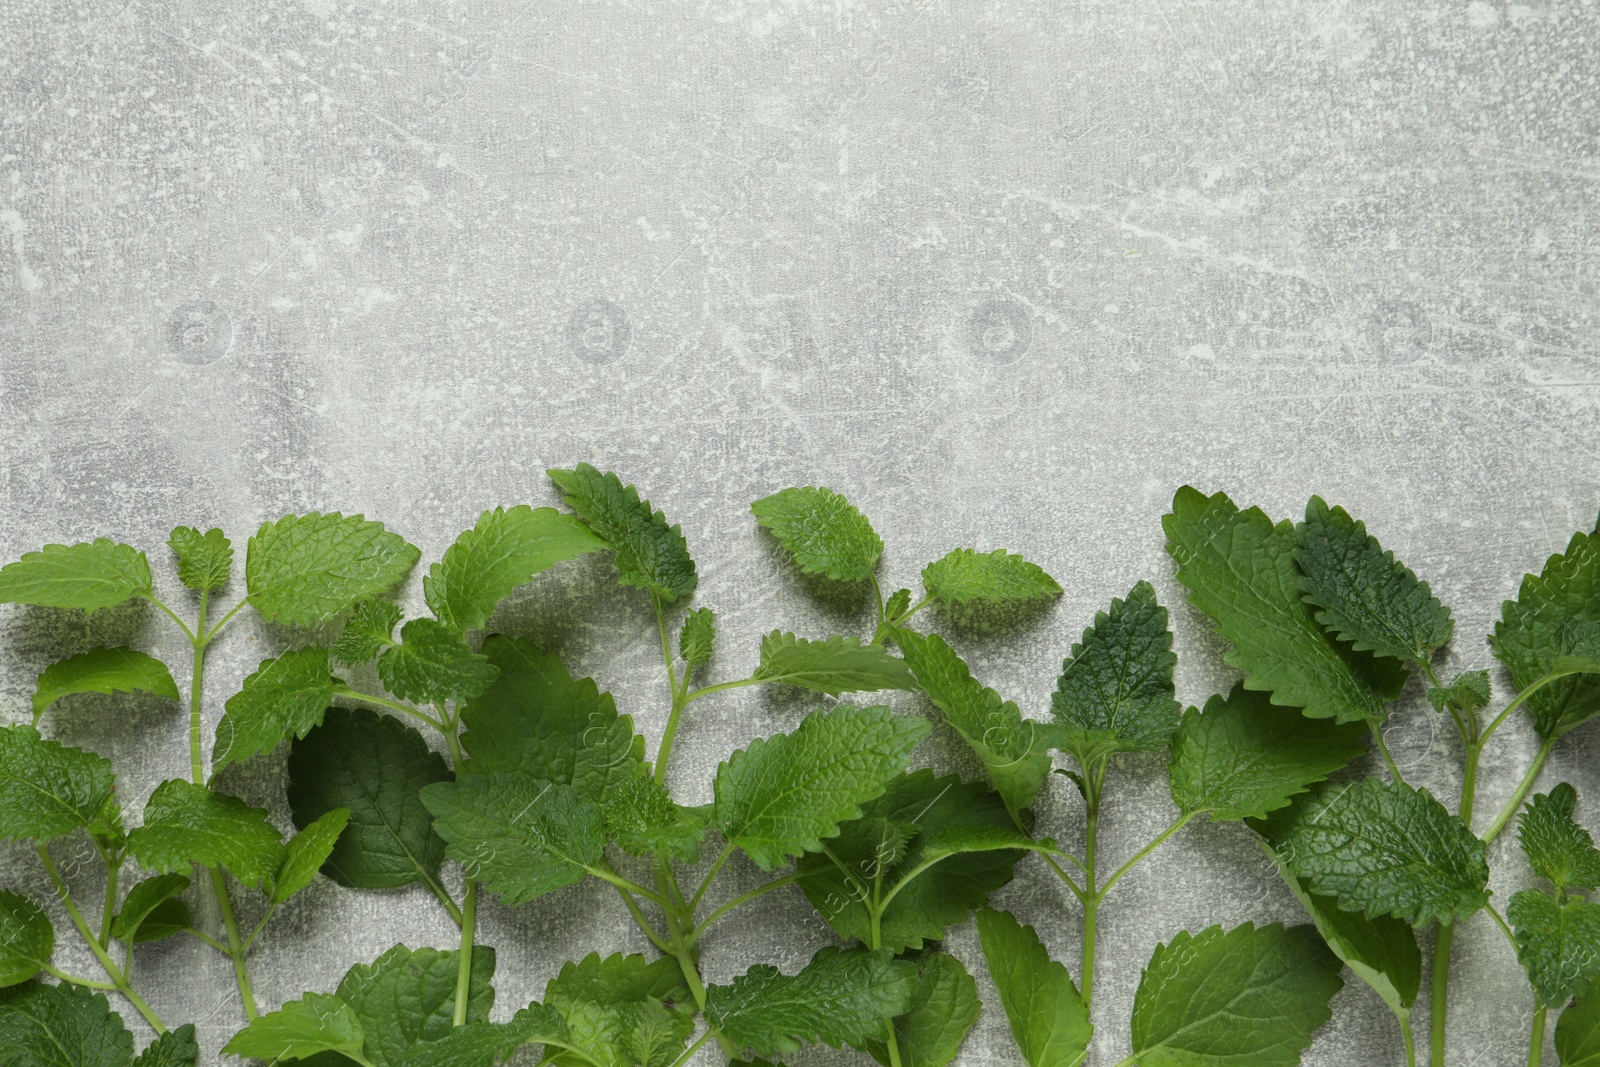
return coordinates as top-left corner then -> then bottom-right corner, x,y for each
2,0 -> 1598,1063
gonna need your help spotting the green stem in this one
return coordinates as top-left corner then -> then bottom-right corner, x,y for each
1369,716 -> 1407,784
333,687 -> 448,733
189,588 -> 209,785
688,845 -> 734,915
1481,669 -> 1585,747
1483,737 -> 1556,845
1081,764 -> 1101,1008
653,596 -> 690,785
209,866 -> 257,1021
885,1026 -> 905,1067
589,867 -> 675,910
1402,1013 -> 1417,1067
1039,852 -> 1087,903
1486,903 -> 1518,951
141,593 -> 196,643
1097,812 -> 1196,899
655,861 -> 740,1060
453,881 -> 478,1027
681,676 -> 763,707
669,1029 -> 716,1067
612,884 -> 674,954
689,874 -> 802,944
1460,740 -> 1483,826
1530,1004 -> 1548,1067
201,598 -> 248,644
99,853 -> 119,948
1431,922 -> 1453,1067
896,595 -> 933,625
42,965 -> 117,990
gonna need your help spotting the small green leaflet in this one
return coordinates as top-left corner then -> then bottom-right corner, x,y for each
547,464 -> 698,603
921,548 -> 1061,606
751,486 -> 883,582
1507,889 -> 1600,1006
212,646 -> 335,773
335,944 -> 495,1067
32,646 -> 178,724
753,631 -> 917,696
111,874 -> 190,943
424,504 -> 607,632
543,952 -> 693,1067
1491,520 -> 1600,739
603,776 -> 707,864
0,982 -> 134,1067
975,908 -> 1092,1067
1163,487 -> 1407,724
392,1005 -> 571,1067
167,526 -> 232,592
714,705 -> 929,870
376,618 -> 499,706
0,539 -> 151,612
1294,496 -> 1454,666
133,1024 -> 200,1067
222,992 -> 366,1062
1128,923 -> 1343,1067
1250,778 -> 1489,926
458,636 -> 646,804
287,707 -> 452,892
679,606 -> 716,673
706,947 -> 917,1057
333,599 -> 403,665
884,588 -> 913,625
0,892 -> 52,987
269,808 -> 351,905
1520,784 -> 1600,892
1428,670 -> 1491,716
897,629 -> 1050,825
1050,580 -> 1181,762
867,952 -> 980,1067
246,512 -> 420,628
1558,976 -> 1600,1067
0,725 -> 115,843
421,774 -> 604,906
128,779 -> 285,889
1168,685 -> 1368,822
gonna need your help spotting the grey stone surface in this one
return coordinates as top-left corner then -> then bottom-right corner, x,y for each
3,0 -> 1599,1063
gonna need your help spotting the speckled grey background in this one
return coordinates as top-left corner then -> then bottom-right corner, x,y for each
2,0 -> 1599,1063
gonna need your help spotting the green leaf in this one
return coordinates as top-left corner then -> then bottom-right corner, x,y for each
0,539 -> 151,612
679,607 -> 716,673
1128,923 -> 1343,1067
1256,837 -> 1420,1021
32,647 -> 179,725
797,771 -> 1032,951
287,707 -> 452,892
337,944 -> 496,1067
425,505 -> 607,632
753,631 -> 917,696
1049,580 -> 1181,763
459,636 -> 646,804
896,629 -> 1050,825
884,588 -> 913,624
132,1024 -> 200,1067
333,599 -> 403,666
751,486 -> 883,583
921,548 -> 1061,606
1295,496 -> 1454,665
1428,670 -> 1491,716
377,619 -> 499,707
1168,685 -> 1368,822
543,953 -> 693,1067
1508,889 -> 1600,1006
866,952 -> 979,1067
546,464 -> 697,603
0,893 -> 52,987
111,874 -> 190,942
0,982 -> 133,1067
1520,784 -> 1600,892
1249,778 -> 1489,926
393,1005 -> 571,1067
1491,520 -> 1600,739
247,512 -> 421,628
707,947 -> 917,1058
125,900 -> 192,944
0,725 -> 115,843
270,808 -> 351,905
603,776 -> 706,865
222,992 -> 365,1062
213,647 -> 335,773
128,779 -> 284,888
167,526 -> 232,592
1163,487 -> 1408,724
976,908 -> 1092,1067
1558,975 -> 1600,1066
714,705 -> 929,870
421,774 -> 603,907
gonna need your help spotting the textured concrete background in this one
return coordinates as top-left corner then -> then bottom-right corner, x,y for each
3,0 -> 1599,1063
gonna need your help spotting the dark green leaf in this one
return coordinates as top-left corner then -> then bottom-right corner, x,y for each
222,992 -> 365,1061
1428,670 -> 1491,716
544,953 -> 692,1067
337,944 -> 495,1067
1129,923 -> 1343,1067
715,705 -> 929,870
288,707 -> 452,892
421,775 -> 603,906
976,908 -> 1092,1067
706,947 -> 916,1057
754,631 -> 917,696
897,629 -> 1050,825
128,780 -> 284,888
1520,784 -> 1600,892
0,893 -> 52,987
1163,487 -> 1407,724
603,776 -> 706,864
212,647 -> 335,773
132,1024 -> 200,1067
1169,685 -> 1368,821
32,647 -> 178,725
1509,889 -> 1600,1006
333,599 -> 403,666
1295,496 -> 1454,665
377,619 -> 499,707
751,486 -> 883,583
0,539 -> 151,612
395,1005 -> 571,1067
425,505 -> 607,633
547,464 -> 697,603
111,874 -> 189,943
167,526 -> 232,592
271,808 -> 351,905
0,725 -> 115,843
125,899 -> 191,944
1557,974 -> 1600,1066
921,549 -> 1061,606
0,982 -> 133,1067
247,512 -> 420,627
679,607 -> 716,674
865,953 -> 978,1067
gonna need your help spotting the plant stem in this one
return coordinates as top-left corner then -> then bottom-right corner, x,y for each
612,884 -> 674,954
689,844 -> 734,914
1369,716 -> 1406,784
453,881 -> 478,1027
1081,760 -> 1102,1007
332,687 -> 448,733
1431,922 -> 1452,1067
669,1029 -> 716,1067
209,866 -> 257,1021
42,965 -> 117,990
655,860 -> 740,1060
1402,1014 -> 1417,1067
653,597 -> 690,785
99,853 -> 119,947
688,874 -> 802,944
1529,1004 -> 1547,1067
189,588 -> 209,785
1097,812 -> 1196,899
1482,738 -> 1556,845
